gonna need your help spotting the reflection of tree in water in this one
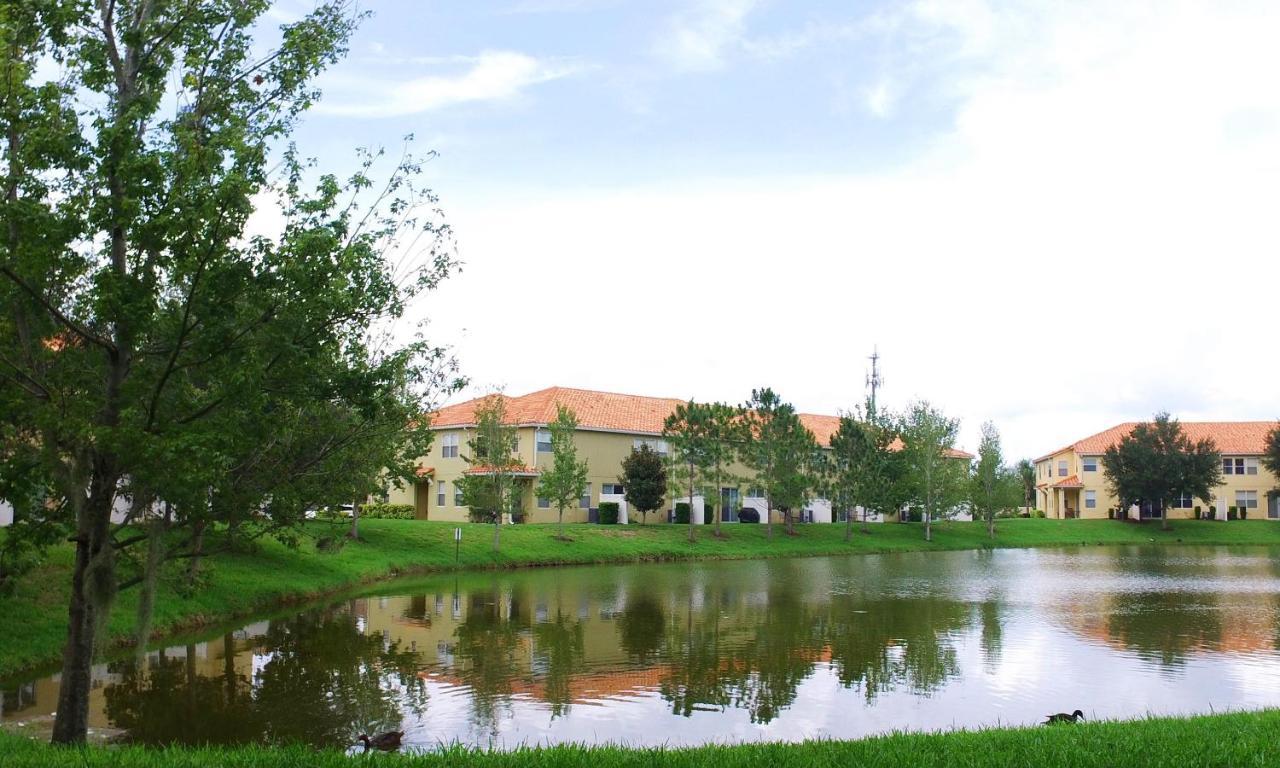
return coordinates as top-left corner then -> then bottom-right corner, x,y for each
1105,591 -> 1222,668
724,586 -> 823,724
453,588 -> 524,740
660,596 -> 732,717
104,606 -> 427,747
979,601 -> 1002,671
532,609 -> 585,719
618,594 -> 666,664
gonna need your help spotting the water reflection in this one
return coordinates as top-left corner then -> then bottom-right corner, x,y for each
5,545 -> 1280,748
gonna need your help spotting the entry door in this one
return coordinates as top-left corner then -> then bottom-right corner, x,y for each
1270,495 -> 1279,520
721,487 -> 740,522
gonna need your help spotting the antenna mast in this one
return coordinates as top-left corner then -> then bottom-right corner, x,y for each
866,346 -> 883,417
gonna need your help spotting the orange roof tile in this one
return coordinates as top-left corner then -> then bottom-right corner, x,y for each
1051,474 -> 1083,488
462,464 -> 539,476
414,466 -> 434,478
1037,421 -> 1279,462
430,387 -> 973,456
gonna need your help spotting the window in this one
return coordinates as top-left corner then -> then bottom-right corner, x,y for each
1085,490 -> 1097,509
454,484 -> 464,506
1058,460 -> 1068,477
536,429 -> 553,453
1082,456 -> 1098,472
580,484 -> 592,509
437,481 -> 445,507
537,497 -> 550,509
1236,490 -> 1258,509
441,433 -> 459,458
601,483 -> 624,495
1223,457 -> 1258,475
746,487 -> 765,498
1173,493 -> 1193,508
633,438 -> 668,456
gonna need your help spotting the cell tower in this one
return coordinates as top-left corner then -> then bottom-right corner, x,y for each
866,346 -> 883,417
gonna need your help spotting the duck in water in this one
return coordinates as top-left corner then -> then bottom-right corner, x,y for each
1044,710 -> 1085,724
357,731 -> 405,751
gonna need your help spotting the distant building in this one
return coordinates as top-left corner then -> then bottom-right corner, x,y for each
1034,422 -> 1278,520
386,386 -> 971,525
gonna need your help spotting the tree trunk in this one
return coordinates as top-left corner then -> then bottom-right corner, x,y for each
988,512 -> 995,539
844,504 -> 852,542
51,480 -> 115,745
1161,497 -> 1169,531
493,520 -> 501,552
861,505 -> 870,535
187,519 -> 206,586
557,506 -> 563,540
786,509 -> 794,536
687,462 -> 695,544
348,496 -> 361,539
766,495 -> 773,539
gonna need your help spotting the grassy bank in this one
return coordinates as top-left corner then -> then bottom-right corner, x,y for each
4,517 -> 1280,679
4,710 -> 1280,767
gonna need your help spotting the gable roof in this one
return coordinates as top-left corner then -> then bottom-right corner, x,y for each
430,386 -> 973,458
1036,421 -> 1278,462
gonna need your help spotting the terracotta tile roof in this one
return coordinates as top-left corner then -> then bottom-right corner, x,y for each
1036,421 -> 1279,462
462,464 -> 540,476
1051,474 -> 1083,489
430,387 -> 973,457
414,466 -> 434,478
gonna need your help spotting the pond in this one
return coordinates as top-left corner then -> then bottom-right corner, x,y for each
4,546 -> 1280,750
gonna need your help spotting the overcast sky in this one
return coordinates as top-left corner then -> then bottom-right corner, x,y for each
267,0 -> 1280,461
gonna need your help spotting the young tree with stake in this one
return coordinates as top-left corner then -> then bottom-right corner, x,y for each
535,405 -> 589,540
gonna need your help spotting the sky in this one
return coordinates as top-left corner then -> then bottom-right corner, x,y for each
263,0 -> 1280,461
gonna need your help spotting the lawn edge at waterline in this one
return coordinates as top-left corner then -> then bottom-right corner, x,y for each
4,710 -> 1280,766
5,518 -> 1280,679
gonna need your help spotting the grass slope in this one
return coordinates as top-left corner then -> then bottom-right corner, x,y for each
4,710 -> 1280,767
4,517 -> 1280,679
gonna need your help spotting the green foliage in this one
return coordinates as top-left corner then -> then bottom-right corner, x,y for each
1103,413 -> 1222,530
1264,424 -> 1280,491
598,502 -> 620,525
740,388 -> 820,536
899,402 -> 966,541
970,423 -> 1023,537
358,504 -> 415,520
536,405 -> 590,537
664,402 -> 717,541
829,403 -> 905,536
1015,459 -> 1036,509
674,502 -> 691,525
458,395 -> 523,541
621,445 -> 667,525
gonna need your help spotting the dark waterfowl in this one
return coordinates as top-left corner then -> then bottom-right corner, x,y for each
1044,710 -> 1085,724
358,731 -> 405,751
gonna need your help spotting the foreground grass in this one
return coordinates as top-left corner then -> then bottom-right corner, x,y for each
4,710 -> 1280,767
4,517 -> 1280,679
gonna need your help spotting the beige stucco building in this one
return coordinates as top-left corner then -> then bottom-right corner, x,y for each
386,386 -> 970,525
1034,422 -> 1279,520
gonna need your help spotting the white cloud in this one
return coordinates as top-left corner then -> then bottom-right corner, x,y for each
316,51 -> 581,118
653,0 -> 760,72
421,0 -> 1280,461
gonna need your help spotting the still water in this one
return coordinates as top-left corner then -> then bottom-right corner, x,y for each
5,547 -> 1280,749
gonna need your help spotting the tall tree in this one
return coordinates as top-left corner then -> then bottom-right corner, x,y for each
1103,413 -> 1221,530
0,1 -> 460,744
664,401 -> 715,543
621,444 -> 667,525
899,402 -> 963,542
829,404 -> 902,539
535,405 -> 588,540
459,394 -> 523,551
740,389 -> 818,537
1261,424 -> 1280,493
704,402 -> 743,538
1015,458 -> 1037,513
970,422 -> 1013,538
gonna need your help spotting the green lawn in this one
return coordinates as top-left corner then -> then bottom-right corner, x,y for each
4,517 -> 1280,679
4,709 -> 1279,767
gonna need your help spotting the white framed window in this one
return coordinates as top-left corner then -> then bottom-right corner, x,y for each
633,438 -> 669,456
454,484 -> 464,506
1236,490 -> 1258,509
1223,457 -> 1259,475
441,433 -> 459,458
601,483 -> 624,495
1085,490 -> 1097,508
1173,493 -> 1193,508
746,487 -> 765,499
537,497 -> 550,509
580,483 -> 592,510
536,429 -> 553,453
1058,460 -> 1068,477
1082,456 -> 1098,472
437,481 -> 445,507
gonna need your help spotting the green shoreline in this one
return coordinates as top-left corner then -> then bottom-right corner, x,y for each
4,518 -> 1280,680
4,710 -> 1280,766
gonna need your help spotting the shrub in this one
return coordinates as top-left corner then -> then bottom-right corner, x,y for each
1034,509 -> 1046,518
1108,508 -> 1115,519
1241,507 -> 1248,520
1194,506 -> 1202,519
704,503 -> 715,525
1228,506 -> 1238,521
674,502 -> 690,524
598,501 -> 620,525
358,503 -> 415,520
738,507 -> 761,523
1207,508 -> 1216,520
